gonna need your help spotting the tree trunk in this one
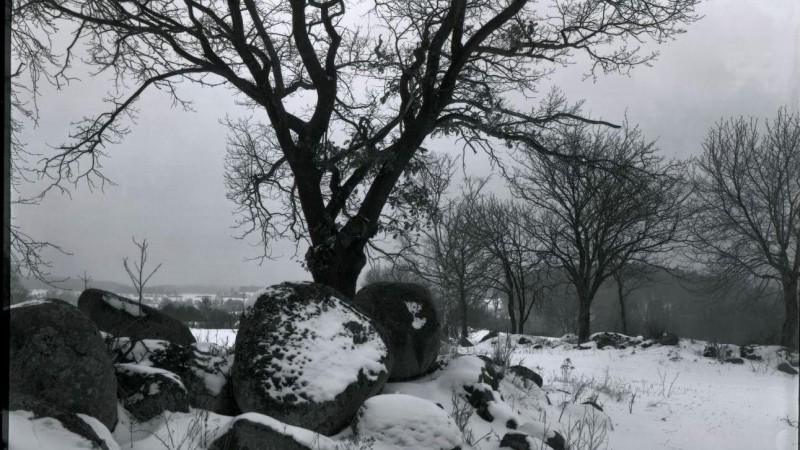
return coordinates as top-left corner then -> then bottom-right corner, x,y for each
506,291 -> 518,335
306,240 -> 366,299
459,289 -> 469,340
616,274 -> 629,335
577,291 -> 592,343
780,276 -> 799,349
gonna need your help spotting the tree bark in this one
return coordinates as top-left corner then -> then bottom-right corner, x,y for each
780,276 -> 799,349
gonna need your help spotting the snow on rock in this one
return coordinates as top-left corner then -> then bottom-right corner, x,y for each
351,282 -> 442,380
102,293 -> 145,317
405,301 -> 427,329
352,394 -> 464,450
76,414 -> 121,450
110,337 -> 238,416
116,363 -> 186,390
210,412 -> 339,450
7,411 -> 110,450
233,282 -> 391,435
10,298 -> 54,309
79,289 -> 195,345
115,363 -> 190,421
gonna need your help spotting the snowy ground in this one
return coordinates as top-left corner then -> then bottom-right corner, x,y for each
8,328 -> 799,450
462,331 -> 799,450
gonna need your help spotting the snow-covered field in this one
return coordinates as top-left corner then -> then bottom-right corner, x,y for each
9,328 -> 798,450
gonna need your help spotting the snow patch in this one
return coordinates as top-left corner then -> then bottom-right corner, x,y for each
76,414 -> 121,450
7,410 -> 99,450
10,299 -> 54,309
354,394 -> 463,450
244,281 -> 310,309
102,293 -> 145,317
405,301 -> 427,329
116,363 -> 186,391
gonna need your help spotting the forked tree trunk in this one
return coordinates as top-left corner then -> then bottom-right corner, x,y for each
780,276 -> 799,349
307,240 -> 367,299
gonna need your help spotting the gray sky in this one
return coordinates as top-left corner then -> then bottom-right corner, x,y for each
12,0 -> 800,288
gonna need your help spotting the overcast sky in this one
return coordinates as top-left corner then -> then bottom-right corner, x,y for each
12,0 -> 800,289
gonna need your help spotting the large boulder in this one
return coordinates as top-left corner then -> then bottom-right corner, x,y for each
9,299 -> 118,430
658,332 -> 679,346
352,282 -> 442,380
8,394 -> 119,450
78,288 -> 195,345
210,413 -> 338,450
108,337 -> 238,415
232,282 -> 392,435
115,364 -> 190,421
352,394 -> 463,450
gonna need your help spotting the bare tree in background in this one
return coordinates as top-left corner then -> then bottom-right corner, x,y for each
402,179 -> 493,340
32,0 -> 699,298
469,194 -> 546,334
611,262 -> 657,335
123,237 -> 163,313
511,122 -> 688,343
77,270 -> 92,290
689,108 -> 799,348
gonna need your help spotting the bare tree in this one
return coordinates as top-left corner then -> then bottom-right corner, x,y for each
33,0 -> 699,297
123,237 -> 163,313
6,0 -> 71,295
402,180 -> 493,340
688,108 -> 799,348
511,122 -> 688,343
77,270 -> 92,290
611,262 -> 657,335
468,194 -> 546,334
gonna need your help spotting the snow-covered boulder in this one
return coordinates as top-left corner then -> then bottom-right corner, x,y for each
352,394 -> 463,450
78,288 -> 195,345
8,395 -> 120,450
108,337 -> 238,415
232,282 -> 392,435
210,413 -> 338,450
9,298 -> 118,430
352,282 -> 442,380
115,364 -> 190,421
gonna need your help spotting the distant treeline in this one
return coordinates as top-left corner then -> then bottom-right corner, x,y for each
159,297 -> 245,329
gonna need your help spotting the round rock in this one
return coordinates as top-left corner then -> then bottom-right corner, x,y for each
352,282 -> 442,380
78,288 -> 195,345
232,282 -> 391,435
9,299 -> 118,430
